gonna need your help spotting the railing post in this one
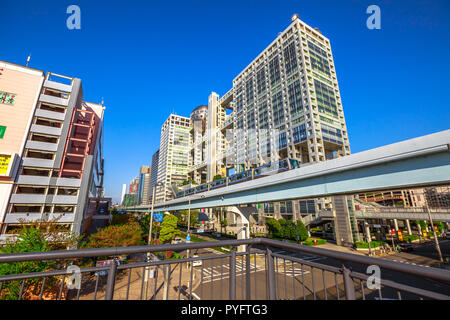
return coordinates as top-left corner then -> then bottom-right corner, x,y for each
246,244 -> 252,300
163,264 -> 171,300
266,247 -> 276,300
229,248 -> 236,300
342,263 -> 356,300
105,258 -> 118,300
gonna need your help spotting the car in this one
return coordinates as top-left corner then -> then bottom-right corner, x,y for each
172,237 -> 183,244
398,243 -> 414,252
446,231 -> 450,240
192,255 -> 202,267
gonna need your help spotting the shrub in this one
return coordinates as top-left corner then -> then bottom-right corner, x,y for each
265,218 -> 281,238
0,226 -> 53,300
82,219 -> 143,248
296,220 -> 309,242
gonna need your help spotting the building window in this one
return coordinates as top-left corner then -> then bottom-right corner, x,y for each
321,123 -> 343,145
277,132 -> 287,150
271,91 -> 284,126
299,200 -> 316,214
284,42 -> 298,75
288,80 -> 303,117
246,78 -> 254,104
258,102 -> 269,130
308,41 -> 331,78
314,79 -> 338,117
256,68 -> 266,95
293,124 -> 307,144
269,56 -> 281,86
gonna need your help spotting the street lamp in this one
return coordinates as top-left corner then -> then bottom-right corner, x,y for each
143,181 -> 164,300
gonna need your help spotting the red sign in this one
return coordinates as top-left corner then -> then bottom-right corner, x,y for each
391,229 -> 395,235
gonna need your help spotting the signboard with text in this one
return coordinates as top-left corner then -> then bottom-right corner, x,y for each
0,154 -> 11,176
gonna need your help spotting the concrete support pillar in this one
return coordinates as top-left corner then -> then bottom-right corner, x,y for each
332,195 -> 355,247
393,219 -> 399,231
406,219 -> 412,235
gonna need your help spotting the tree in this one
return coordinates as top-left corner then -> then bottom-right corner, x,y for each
221,218 -> 228,233
265,218 -> 281,238
82,219 -> 143,248
296,220 -> 309,242
177,209 -> 199,228
213,175 -> 223,181
0,226 -> 54,300
159,214 -> 180,244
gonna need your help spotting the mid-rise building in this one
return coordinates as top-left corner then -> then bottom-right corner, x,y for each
0,60 -> 107,237
155,114 -> 190,203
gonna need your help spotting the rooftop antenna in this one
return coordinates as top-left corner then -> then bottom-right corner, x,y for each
101,97 -> 104,106
26,54 -> 31,67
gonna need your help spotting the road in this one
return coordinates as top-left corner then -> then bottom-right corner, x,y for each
177,235 -> 450,300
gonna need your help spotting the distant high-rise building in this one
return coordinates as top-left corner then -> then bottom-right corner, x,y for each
129,176 -> 139,194
137,165 -> 151,205
150,149 -> 159,203
120,184 -> 127,204
156,114 -> 190,203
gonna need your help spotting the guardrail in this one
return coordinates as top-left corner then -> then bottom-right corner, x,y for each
0,238 -> 449,300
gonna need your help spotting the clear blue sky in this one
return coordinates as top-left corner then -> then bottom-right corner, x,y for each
2,0 -> 450,203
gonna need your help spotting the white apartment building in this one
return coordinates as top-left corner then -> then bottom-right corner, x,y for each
155,114 -> 190,203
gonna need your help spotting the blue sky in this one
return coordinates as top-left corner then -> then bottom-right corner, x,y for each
1,0 -> 450,203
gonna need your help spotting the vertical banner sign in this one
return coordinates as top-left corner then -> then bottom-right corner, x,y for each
397,230 -> 403,242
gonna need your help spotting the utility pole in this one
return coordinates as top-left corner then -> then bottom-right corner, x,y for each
143,182 -> 162,300
425,204 -> 444,263
186,197 -> 191,269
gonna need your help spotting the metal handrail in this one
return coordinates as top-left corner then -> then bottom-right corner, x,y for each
1,238 -> 449,300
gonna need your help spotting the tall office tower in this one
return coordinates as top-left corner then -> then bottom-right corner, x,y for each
155,114 -> 190,203
0,60 -> 107,237
120,183 -> 127,205
149,149 -> 159,203
231,14 -> 350,170
137,165 -> 151,205
193,15 -> 351,221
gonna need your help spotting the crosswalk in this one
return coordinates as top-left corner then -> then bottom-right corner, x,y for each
200,259 -> 265,284
386,259 -> 430,268
197,251 -> 321,284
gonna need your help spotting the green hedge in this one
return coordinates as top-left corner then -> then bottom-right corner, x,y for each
355,241 -> 386,248
404,235 -> 419,242
302,238 -> 327,246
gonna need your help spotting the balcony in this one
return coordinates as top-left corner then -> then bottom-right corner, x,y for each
22,157 -> 55,168
43,80 -> 72,93
25,140 -> 58,152
39,93 -> 69,107
35,108 -> 66,121
2,212 -> 75,224
30,124 -> 62,136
